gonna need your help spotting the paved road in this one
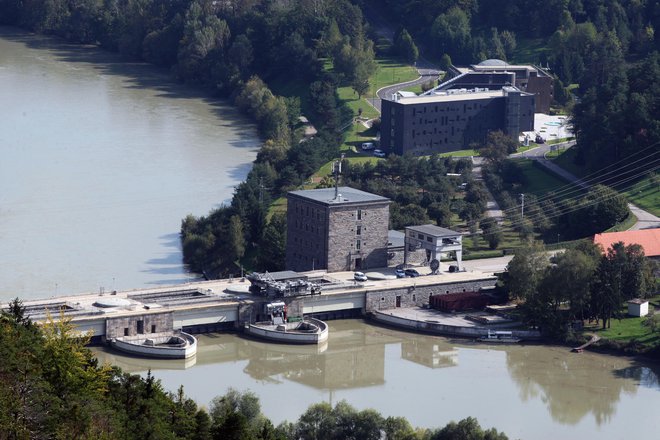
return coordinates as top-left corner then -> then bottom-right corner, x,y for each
522,142 -> 660,230
366,72 -> 438,112
361,1 -> 440,113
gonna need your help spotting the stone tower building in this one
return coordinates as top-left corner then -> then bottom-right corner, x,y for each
286,187 -> 390,272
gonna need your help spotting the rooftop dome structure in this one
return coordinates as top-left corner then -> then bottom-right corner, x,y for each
476,59 -> 507,66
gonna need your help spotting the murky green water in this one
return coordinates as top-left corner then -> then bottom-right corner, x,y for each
93,319 -> 660,439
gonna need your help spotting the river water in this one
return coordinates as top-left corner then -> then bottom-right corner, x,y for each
93,319 -> 660,439
0,27 -> 259,300
3,28 -> 660,439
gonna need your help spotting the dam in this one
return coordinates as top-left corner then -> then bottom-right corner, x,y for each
11,268 -> 503,343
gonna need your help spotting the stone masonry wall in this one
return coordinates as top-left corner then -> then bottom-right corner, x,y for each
365,278 -> 496,312
285,197 -> 329,272
388,247 -> 427,267
327,202 -> 390,272
106,312 -> 173,339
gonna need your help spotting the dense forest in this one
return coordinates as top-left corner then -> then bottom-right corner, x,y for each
0,300 -> 511,439
373,0 -> 660,174
1,0 -> 658,276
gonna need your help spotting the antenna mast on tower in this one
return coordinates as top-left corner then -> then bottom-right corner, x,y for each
333,153 -> 345,200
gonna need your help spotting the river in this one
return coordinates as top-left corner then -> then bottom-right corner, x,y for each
3,28 -> 660,439
0,27 -> 259,300
93,319 -> 660,439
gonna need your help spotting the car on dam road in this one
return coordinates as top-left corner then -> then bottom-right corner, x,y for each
404,268 -> 421,277
354,272 -> 368,282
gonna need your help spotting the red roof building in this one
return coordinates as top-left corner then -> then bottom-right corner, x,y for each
593,229 -> 660,257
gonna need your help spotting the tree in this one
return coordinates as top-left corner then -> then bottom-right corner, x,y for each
478,131 -> 518,169
504,242 -> 548,301
295,402 -> 335,440
177,2 -> 231,83
210,388 -> 264,439
479,217 -> 501,250
439,53 -> 452,71
500,30 -> 516,59
228,215 -> 246,262
430,417 -> 508,440
428,202 -> 452,227
257,213 -> 287,271
431,8 -> 472,63
393,28 -> 419,63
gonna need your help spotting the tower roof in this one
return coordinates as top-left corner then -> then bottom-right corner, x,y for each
287,187 -> 389,206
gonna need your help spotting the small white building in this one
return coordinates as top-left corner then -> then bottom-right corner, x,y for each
403,224 -> 463,272
627,299 -> 649,317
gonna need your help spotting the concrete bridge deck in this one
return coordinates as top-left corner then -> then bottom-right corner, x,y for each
10,267 -> 498,340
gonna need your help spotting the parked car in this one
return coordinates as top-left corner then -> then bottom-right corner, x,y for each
394,268 -> 406,278
361,142 -> 375,150
404,268 -> 420,277
354,271 -> 368,282
373,149 -> 386,158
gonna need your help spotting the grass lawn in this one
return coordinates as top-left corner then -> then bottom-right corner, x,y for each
552,149 -> 660,216
605,213 -> 639,232
622,174 -> 660,216
547,137 -> 575,145
509,38 -> 549,64
439,149 -> 479,157
513,158 -> 580,197
330,50 -> 419,122
550,147 -> 585,177
588,295 -> 660,347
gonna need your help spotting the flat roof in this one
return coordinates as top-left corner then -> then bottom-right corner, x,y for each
471,64 -> 536,71
393,89 -> 505,105
406,224 -> 462,237
288,186 -> 390,205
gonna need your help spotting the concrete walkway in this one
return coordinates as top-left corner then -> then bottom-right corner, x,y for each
471,156 -> 504,222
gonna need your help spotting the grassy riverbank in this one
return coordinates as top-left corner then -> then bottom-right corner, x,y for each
577,295 -> 660,356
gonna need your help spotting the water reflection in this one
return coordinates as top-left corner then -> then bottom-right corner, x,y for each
506,346 -> 640,425
92,320 -> 660,434
614,364 -> 660,390
401,339 -> 457,368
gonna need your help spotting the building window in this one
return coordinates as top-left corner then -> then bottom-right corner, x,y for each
356,225 -> 362,236
426,237 -> 433,242
417,233 -> 424,240
357,209 -> 362,220
356,239 -> 361,250
151,324 -> 156,333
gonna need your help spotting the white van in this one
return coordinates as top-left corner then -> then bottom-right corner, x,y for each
361,142 -> 375,150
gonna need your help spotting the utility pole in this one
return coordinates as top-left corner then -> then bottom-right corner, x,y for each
519,193 -> 525,221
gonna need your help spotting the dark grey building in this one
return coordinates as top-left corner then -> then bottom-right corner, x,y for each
380,86 -> 534,156
286,187 -> 390,272
469,60 -> 553,113
435,59 -> 553,113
